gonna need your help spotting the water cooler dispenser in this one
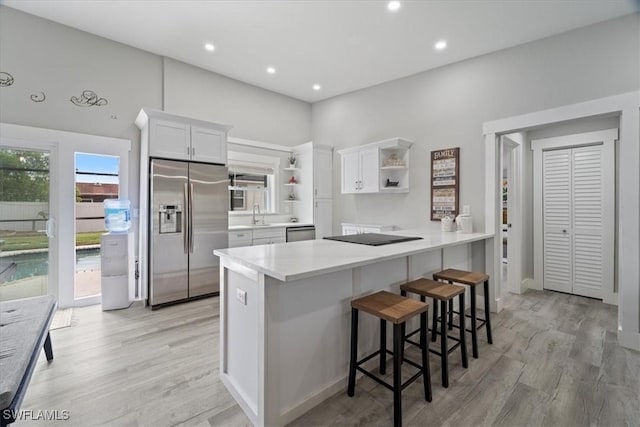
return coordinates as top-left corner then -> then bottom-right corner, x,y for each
101,232 -> 134,310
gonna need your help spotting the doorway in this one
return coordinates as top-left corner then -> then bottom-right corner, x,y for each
532,129 -> 616,301
499,133 -> 524,296
1,123 -> 131,308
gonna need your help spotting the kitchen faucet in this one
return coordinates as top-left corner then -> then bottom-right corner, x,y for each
252,203 -> 261,225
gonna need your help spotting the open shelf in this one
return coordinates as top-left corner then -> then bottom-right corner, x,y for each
283,167 -> 299,171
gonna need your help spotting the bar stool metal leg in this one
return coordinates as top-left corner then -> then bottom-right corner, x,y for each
459,292 -> 468,368
448,282 -> 454,330
420,311 -> 432,402
393,323 -> 402,427
400,290 -> 406,363
431,298 -> 438,342
380,318 -> 387,375
484,280 -> 493,344
470,285 -> 479,358
440,299 -> 448,388
348,308 -> 358,397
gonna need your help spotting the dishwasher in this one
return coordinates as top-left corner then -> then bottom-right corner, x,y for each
286,225 -> 316,242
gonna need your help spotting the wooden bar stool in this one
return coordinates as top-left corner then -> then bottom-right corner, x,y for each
400,278 -> 468,388
348,291 -> 432,427
433,269 -> 493,359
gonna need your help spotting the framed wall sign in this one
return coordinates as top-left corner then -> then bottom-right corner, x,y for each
431,147 -> 459,220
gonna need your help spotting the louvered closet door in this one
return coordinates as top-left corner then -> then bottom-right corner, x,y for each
543,150 -> 572,294
571,146 -> 606,299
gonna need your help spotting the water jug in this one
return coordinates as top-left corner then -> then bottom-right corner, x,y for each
104,199 -> 131,233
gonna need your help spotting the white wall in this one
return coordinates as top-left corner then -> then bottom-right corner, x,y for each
311,13 -> 640,234
164,58 -> 311,145
0,5 -> 312,224
0,5 -> 162,221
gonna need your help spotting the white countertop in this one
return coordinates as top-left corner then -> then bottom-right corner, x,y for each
229,222 -> 313,231
215,229 -> 493,282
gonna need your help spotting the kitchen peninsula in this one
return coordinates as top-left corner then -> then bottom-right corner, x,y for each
214,230 -> 493,426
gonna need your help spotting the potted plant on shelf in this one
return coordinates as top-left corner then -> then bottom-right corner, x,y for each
288,154 -> 296,168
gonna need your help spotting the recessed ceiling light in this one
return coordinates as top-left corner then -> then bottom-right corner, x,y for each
387,1 -> 401,12
435,40 -> 447,51
204,43 -> 215,52
266,67 -> 276,74
313,84 -> 321,91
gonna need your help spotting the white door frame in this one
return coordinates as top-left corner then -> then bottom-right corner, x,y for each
483,91 -> 640,351
532,129 -> 617,304
501,133 -> 524,295
0,123 -> 131,308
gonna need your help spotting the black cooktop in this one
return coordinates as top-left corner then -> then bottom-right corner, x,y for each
323,233 -> 423,246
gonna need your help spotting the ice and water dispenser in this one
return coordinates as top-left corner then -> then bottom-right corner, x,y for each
159,204 -> 182,234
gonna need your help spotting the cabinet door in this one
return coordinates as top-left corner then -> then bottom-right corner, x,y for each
191,126 -> 226,164
150,119 -> 190,160
314,148 -> 333,199
359,147 -> 379,193
314,198 -> 333,238
341,151 -> 360,194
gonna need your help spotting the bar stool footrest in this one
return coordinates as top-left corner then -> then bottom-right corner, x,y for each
435,311 -> 487,332
405,329 -> 462,356
355,349 -> 426,392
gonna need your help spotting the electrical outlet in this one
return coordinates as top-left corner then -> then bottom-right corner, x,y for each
236,288 -> 247,305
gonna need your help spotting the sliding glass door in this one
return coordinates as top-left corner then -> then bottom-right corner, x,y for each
0,146 -> 53,301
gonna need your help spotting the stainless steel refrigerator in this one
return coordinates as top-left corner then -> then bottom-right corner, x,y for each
149,159 -> 228,308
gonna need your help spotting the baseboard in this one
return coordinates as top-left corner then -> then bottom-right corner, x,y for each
522,278 -> 536,292
603,292 -> 618,306
524,277 -> 542,291
618,330 -> 640,351
280,377 -> 346,425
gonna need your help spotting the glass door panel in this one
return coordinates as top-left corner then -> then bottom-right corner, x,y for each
0,148 -> 50,301
74,153 -> 120,300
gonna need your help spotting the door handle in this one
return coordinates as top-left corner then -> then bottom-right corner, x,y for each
184,183 -> 189,254
189,183 -> 194,253
562,229 -> 567,233
507,223 -> 512,228
45,218 -> 55,238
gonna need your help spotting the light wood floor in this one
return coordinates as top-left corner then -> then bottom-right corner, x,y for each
19,290 -> 640,426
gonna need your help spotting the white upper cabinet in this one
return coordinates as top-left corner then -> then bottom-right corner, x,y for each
341,151 -> 360,193
341,147 -> 379,194
339,138 -> 411,194
151,119 -> 191,160
137,109 -> 232,164
359,147 -> 379,193
191,125 -> 226,164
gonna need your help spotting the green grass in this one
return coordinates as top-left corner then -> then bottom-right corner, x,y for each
0,231 -> 104,251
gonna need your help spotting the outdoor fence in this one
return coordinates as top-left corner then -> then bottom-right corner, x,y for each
0,202 -> 106,233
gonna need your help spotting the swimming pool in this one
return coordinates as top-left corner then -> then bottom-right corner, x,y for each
1,248 -> 101,281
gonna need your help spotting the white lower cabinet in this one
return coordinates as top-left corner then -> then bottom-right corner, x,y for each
228,230 -> 253,248
248,227 -> 287,246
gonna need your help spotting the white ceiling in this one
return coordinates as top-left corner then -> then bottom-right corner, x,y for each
4,0 -> 638,103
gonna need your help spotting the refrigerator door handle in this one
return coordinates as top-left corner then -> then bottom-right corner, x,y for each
183,182 -> 189,254
189,182 -> 194,253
